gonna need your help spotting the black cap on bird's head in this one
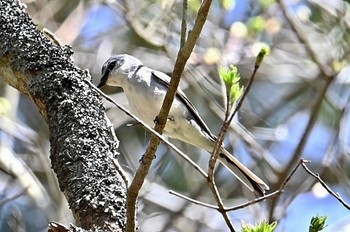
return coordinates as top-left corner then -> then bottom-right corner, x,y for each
97,55 -> 126,88
97,54 -> 144,88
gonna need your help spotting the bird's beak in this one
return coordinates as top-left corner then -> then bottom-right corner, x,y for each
97,73 -> 108,88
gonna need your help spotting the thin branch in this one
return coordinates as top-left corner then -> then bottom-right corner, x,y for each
268,76 -> 334,221
207,86 -> 236,231
161,182 -> 209,230
170,189 -> 282,212
231,55 -> 262,120
87,81 -> 208,178
125,1 -> 212,231
226,158 -> 305,211
280,158 -> 307,190
169,157 -> 304,212
301,159 -> 350,210
111,158 -> 130,188
225,191 -> 281,212
267,0 -> 339,222
205,52 -> 266,231
180,0 -> 188,48
169,190 -> 219,210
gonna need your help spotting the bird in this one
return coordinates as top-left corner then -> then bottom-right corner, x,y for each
97,54 -> 269,195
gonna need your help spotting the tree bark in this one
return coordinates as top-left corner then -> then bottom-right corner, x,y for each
0,1 -> 127,231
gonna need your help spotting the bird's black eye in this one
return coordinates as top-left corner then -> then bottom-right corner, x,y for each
101,60 -> 114,76
98,57 -> 126,88
101,61 -> 111,75
101,57 -> 125,76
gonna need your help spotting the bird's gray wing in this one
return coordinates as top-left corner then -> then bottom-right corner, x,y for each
151,70 -> 216,141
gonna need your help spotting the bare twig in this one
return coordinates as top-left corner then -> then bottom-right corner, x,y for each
160,179 -> 208,231
111,158 -> 130,188
169,156 -> 304,212
87,81 -> 208,178
226,191 -> 281,212
42,28 -> 63,47
125,1 -> 213,231
206,66 -> 242,231
170,188 -> 281,212
207,87 -> 236,231
268,76 -> 334,221
205,51 -> 266,231
301,159 -> 350,210
223,156 -> 304,211
279,158 -> 307,191
267,0 -> 338,222
231,58 -> 261,119
161,181 -> 208,230
169,190 -> 219,210
180,0 -> 188,48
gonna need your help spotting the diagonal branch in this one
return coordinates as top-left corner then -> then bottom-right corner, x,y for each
169,155 -> 304,215
301,159 -> 350,210
268,74 -> 334,221
125,1 -> 213,231
87,82 -> 208,178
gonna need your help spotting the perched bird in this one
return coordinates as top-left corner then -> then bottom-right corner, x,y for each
97,54 -> 269,195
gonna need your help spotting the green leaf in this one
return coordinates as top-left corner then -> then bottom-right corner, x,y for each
241,220 -> 277,232
220,65 -> 243,104
309,215 -> 327,232
231,82 -> 244,102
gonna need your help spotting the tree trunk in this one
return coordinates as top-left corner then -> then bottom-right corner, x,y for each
0,1 -> 127,231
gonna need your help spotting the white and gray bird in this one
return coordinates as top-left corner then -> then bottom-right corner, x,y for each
97,54 -> 269,195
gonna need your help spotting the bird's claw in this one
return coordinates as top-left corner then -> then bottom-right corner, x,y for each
139,154 -> 157,164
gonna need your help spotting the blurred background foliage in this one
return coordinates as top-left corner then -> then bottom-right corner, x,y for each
1,0 -> 350,231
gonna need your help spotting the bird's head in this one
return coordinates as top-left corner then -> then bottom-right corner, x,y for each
97,54 -> 143,88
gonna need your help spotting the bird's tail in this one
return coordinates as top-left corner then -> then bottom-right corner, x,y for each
218,148 -> 269,196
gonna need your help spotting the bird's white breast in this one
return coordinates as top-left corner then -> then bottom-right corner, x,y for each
120,66 -> 213,150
